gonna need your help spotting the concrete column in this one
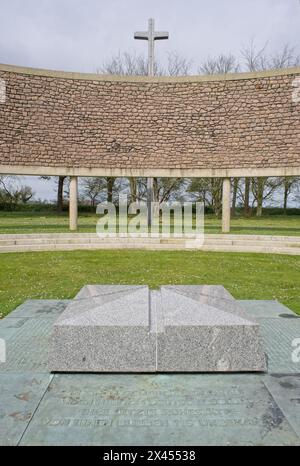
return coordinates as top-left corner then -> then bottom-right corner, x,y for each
69,176 -> 78,231
222,178 -> 231,233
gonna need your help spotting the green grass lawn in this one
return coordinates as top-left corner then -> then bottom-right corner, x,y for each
0,249 -> 299,317
0,211 -> 299,236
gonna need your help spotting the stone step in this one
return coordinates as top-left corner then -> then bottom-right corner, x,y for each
1,233 -> 300,254
1,237 -> 299,248
201,245 -> 300,255
0,242 -> 196,253
1,241 -> 300,254
1,232 -> 300,242
204,239 -> 300,248
0,237 -> 191,246
206,234 -> 300,242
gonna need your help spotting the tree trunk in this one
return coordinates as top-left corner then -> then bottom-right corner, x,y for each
231,178 -> 238,217
256,178 -> 264,217
256,204 -> 262,217
283,181 -> 288,215
153,177 -> 159,203
106,177 -> 115,203
244,178 -> 250,217
57,176 -> 66,213
212,179 -> 223,218
129,178 -> 137,203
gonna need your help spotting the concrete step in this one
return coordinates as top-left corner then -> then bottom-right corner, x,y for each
1,237 -> 299,248
0,237 -> 191,246
201,245 -> 300,255
0,241 -> 300,255
0,242 -> 196,253
1,232 -> 300,241
0,233 -> 300,254
204,239 -> 300,248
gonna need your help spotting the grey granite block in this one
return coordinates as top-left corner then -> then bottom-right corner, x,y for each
156,286 -> 267,372
49,285 -> 156,372
49,285 -> 267,373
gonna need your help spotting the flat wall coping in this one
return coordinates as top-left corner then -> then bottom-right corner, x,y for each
1,62 -> 300,83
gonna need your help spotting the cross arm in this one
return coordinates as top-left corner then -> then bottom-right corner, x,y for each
134,32 -> 149,40
154,32 -> 169,40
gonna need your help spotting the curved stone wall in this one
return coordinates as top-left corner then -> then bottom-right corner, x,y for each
0,63 -> 300,177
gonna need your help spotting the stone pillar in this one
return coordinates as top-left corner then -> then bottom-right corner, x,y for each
69,176 -> 78,231
222,178 -> 231,233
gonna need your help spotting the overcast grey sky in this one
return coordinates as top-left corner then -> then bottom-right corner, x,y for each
1,0 -> 300,200
1,0 -> 300,73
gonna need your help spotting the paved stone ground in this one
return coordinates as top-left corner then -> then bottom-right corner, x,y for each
0,299 -> 299,446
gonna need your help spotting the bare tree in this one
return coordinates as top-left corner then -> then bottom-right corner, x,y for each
198,53 -> 240,75
188,178 -> 223,217
242,40 -> 300,71
270,44 -> 300,69
0,176 -> 34,206
251,177 -> 282,216
231,178 -> 240,217
241,40 -> 269,71
166,51 -> 193,76
106,177 -> 116,203
18,185 -> 34,203
40,175 -> 67,212
279,177 -> 300,214
152,178 -> 187,204
57,176 -> 67,212
129,178 -> 137,203
80,177 -> 106,207
99,51 -> 156,76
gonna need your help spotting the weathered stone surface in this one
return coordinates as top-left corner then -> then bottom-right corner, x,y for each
156,286 -> 267,372
50,285 -> 266,373
0,318 -> 55,373
49,285 -> 156,372
0,373 -> 52,446
7,300 -> 70,319
239,300 -> 298,319
258,318 -> 300,373
264,374 -> 300,439
0,64 -> 299,172
20,373 -> 299,446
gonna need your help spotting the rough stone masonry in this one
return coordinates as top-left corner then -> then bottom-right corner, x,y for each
0,63 -> 300,175
49,285 -> 267,372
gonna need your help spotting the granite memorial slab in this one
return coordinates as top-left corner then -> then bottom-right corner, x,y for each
49,285 -> 266,373
19,373 -> 299,446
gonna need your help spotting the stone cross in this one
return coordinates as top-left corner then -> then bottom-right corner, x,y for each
134,18 -> 169,76
134,19 -> 169,226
